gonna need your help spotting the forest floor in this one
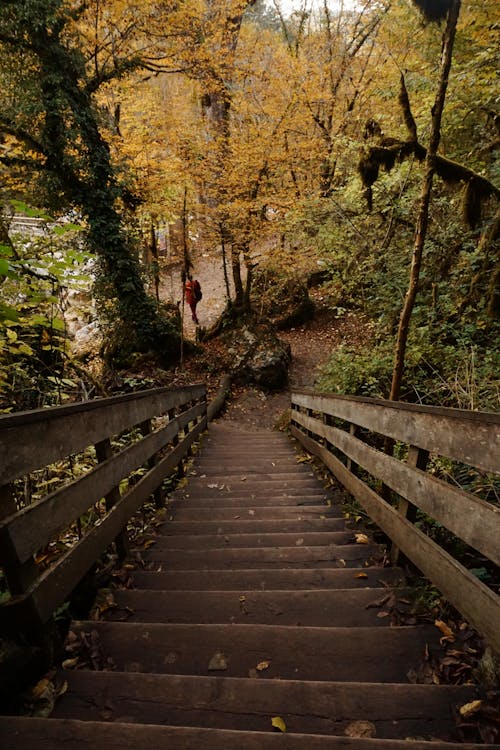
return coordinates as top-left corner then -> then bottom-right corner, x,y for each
158,286 -> 375,430
152,249 -> 375,429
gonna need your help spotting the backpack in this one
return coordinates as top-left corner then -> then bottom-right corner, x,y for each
193,279 -> 202,301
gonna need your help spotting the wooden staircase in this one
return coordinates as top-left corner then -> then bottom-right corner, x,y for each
2,422 -> 496,749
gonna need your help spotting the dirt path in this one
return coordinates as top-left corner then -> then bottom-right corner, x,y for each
159,253 -> 374,431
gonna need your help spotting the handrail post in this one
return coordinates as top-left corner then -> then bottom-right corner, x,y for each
139,419 -> 163,509
168,407 -> 184,478
390,445 -> 429,564
346,424 -> 359,476
0,484 -> 39,597
94,438 -> 129,560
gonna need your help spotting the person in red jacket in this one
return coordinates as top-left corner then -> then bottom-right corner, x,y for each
184,274 -> 202,324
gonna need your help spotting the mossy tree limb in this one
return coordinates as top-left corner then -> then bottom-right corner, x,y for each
389,0 -> 462,402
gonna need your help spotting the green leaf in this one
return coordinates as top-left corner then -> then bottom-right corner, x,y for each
50,317 -> 66,331
0,303 -> 19,322
17,342 -> 34,355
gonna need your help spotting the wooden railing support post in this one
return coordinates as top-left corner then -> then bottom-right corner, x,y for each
0,484 -> 39,597
390,445 -> 429,564
346,424 -> 359,475
139,419 -> 163,509
94,438 -> 129,561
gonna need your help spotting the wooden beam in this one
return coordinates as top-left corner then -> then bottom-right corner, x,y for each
292,391 -> 500,474
292,410 -> 500,566
0,385 -> 206,484
0,403 -> 205,566
291,425 -> 500,654
4,418 -> 206,625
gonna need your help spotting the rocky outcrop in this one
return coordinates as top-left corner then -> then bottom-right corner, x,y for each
253,271 -> 315,330
226,324 -> 291,391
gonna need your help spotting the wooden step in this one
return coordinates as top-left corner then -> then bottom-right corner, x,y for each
4,717 -> 495,749
168,494 -> 330,507
131,567 -> 405,591
68,620 -> 438,682
139,543 -> 382,567
167,506 -> 344,521
181,476 -> 326,488
146,530 -> 357,549
52,671 -> 477,739
104,587 -> 407,626
160,518 -> 348,534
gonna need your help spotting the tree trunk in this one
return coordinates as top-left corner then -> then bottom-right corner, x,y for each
231,245 -> 245,309
389,0 -> 462,402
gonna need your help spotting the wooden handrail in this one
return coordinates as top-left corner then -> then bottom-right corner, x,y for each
292,389 -> 500,473
0,385 -> 207,632
290,390 -> 500,654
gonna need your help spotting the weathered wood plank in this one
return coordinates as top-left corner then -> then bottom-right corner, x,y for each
53,671 -> 475,735
291,425 -> 500,654
292,390 -> 500,474
0,403 -> 205,566
67,620 -> 438,682
2,717 -> 495,750
0,385 -> 206,484
292,410 -> 500,565
3,419 -> 206,625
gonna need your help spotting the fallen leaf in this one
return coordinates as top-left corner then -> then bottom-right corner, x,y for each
355,572 -> 368,579
366,594 -> 391,609
62,657 -> 79,669
256,660 -> 271,671
56,680 -> 68,698
32,679 -> 51,699
295,538 -> 304,546
435,619 -> 455,643
143,540 -> 156,549
459,700 -> 483,718
271,716 -> 287,732
355,533 -> 370,544
208,651 -> 228,671
377,611 -> 390,618
345,720 -> 376,738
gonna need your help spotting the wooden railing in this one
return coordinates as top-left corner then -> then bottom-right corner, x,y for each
290,390 -> 500,653
0,385 -> 207,632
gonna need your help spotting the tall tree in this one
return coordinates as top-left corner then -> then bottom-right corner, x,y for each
0,0 -> 180,364
389,0 -> 462,401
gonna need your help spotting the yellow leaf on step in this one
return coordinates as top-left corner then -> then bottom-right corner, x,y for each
355,533 -> 370,544
434,619 -> 455,643
271,716 -> 287,732
459,700 -> 482,718
355,572 -> 368,578
256,660 -> 270,671
32,679 -> 51,699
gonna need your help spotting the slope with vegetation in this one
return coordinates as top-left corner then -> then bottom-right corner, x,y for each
0,0 -> 497,412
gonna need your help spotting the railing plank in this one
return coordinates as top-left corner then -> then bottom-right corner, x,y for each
292,391 -> 500,474
292,410 -> 500,566
291,425 -> 500,654
0,385 -> 205,484
0,403 -> 205,567
3,417 -> 206,627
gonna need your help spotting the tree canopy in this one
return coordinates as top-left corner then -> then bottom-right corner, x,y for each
0,0 -> 498,410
